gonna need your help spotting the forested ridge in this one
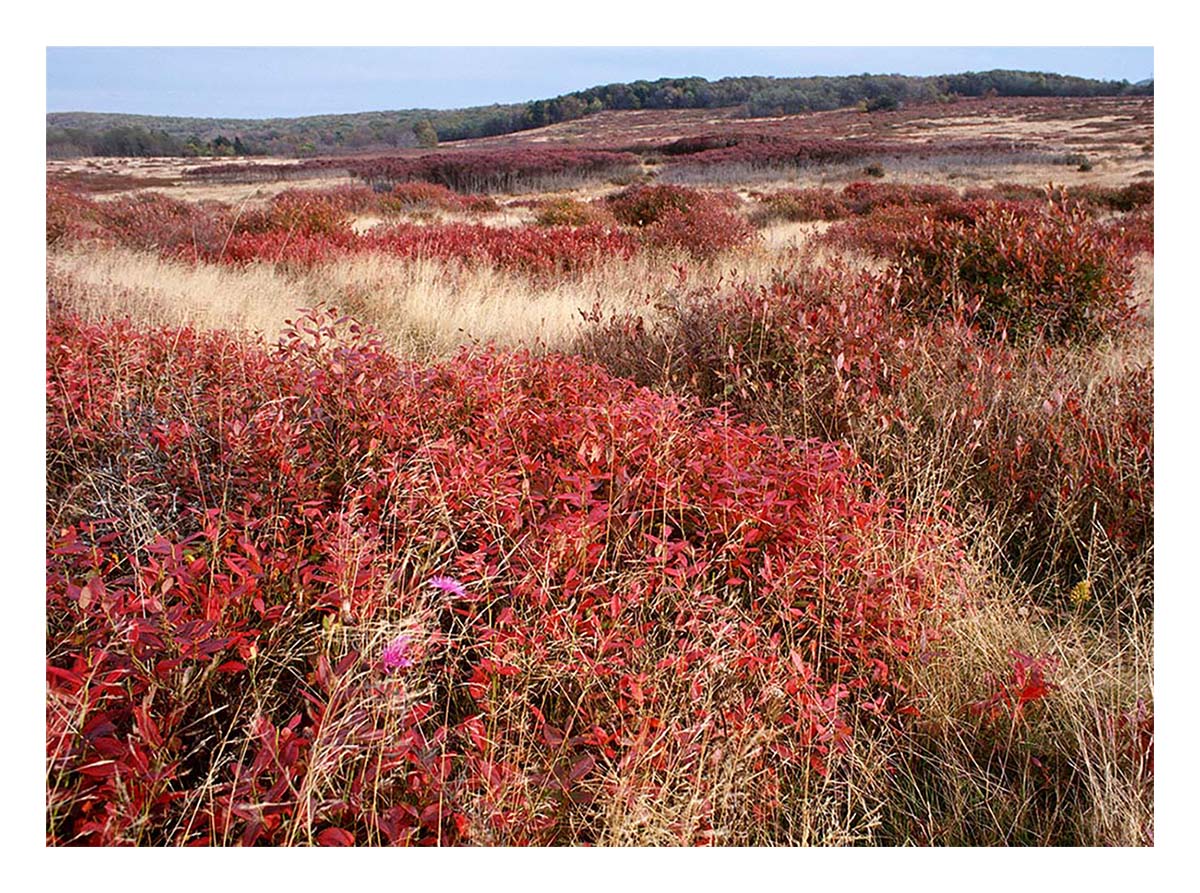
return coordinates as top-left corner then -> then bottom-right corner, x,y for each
47,69 -> 1151,158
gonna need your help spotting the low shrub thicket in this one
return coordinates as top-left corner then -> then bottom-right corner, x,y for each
47,309 -> 961,845
185,147 -> 644,194
819,197 -> 1136,342
1101,207 -> 1154,256
379,181 -> 469,213
962,182 -> 1049,203
751,182 -> 959,225
576,264 -> 1152,593
363,223 -> 638,278
208,223 -> 639,278
655,135 -> 1026,174
334,147 -> 641,194
48,183 -> 758,273
839,181 -> 958,215
531,197 -> 616,228
55,191 -> 238,257
605,184 -> 755,259
376,182 -> 498,214
750,188 -> 848,224
47,184 -> 104,244
1073,181 -> 1154,213
752,182 -> 1152,269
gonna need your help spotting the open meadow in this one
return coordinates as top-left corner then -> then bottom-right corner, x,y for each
46,93 -> 1153,846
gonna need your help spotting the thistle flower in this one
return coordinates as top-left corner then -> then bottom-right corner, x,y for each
428,575 -> 467,600
382,634 -> 414,673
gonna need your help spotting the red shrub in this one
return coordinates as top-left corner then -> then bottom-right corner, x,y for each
88,192 -> 237,257
749,182 -> 959,227
606,184 -> 754,259
822,198 -> 1135,342
642,203 -> 755,258
532,196 -> 615,227
47,309 -> 959,845
47,185 -> 634,279
364,222 -> 638,277
971,651 -> 1059,725
214,228 -> 358,267
1100,207 -> 1154,256
380,181 -> 467,213
261,190 -> 357,236
577,263 -> 1153,589
576,265 -> 912,441
962,182 -> 1049,203
47,184 -> 102,244
659,135 -> 1022,173
839,181 -> 958,215
966,352 -> 1154,576
1107,700 -> 1154,785
606,183 -> 716,227
752,188 -> 848,223
463,194 -> 501,214
266,184 -> 380,214
329,146 -> 641,193
379,182 -> 500,214
1073,180 -> 1154,213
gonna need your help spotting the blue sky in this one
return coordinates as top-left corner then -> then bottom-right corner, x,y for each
45,46 -> 1154,119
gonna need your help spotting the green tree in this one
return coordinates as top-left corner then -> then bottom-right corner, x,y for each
413,119 -> 439,148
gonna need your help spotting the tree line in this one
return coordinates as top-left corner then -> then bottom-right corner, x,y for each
47,126 -> 261,159
47,69 -> 1152,158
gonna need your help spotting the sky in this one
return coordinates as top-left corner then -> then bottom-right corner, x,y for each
45,46 -> 1154,119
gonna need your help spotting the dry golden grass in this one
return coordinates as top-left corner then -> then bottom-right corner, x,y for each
49,246 -> 654,355
48,237 -> 803,359
889,547 -> 1153,846
756,219 -> 834,252
1132,254 -> 1154,323
49,247 -> 310,339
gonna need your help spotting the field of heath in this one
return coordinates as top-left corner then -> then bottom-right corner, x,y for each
46,95 -> 1153,846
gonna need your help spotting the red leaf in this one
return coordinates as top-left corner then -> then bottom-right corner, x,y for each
569,754 -> 596,782
316,827 -> 356,847
134,707 -> 164,748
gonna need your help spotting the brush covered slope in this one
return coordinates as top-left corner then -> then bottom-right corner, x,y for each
46,93 -> 1154,847
47,309 -> 961,845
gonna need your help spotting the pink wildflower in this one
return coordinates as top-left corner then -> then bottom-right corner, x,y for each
382,634 -> 414,674
428,575 -> 467,600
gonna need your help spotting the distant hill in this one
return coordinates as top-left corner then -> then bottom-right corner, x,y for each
47,69 -> 1152,159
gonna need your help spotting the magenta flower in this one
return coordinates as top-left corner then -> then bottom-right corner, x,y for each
428,575 -> 467,600
381,634 -> 414,674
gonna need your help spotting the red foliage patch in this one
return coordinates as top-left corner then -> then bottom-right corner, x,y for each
605,184 -> 754,259
47,184 -> 102,244
531,196 -> 616,227
1100,207 -> 1154,256
577,263 -> 1153,585
47,309 -> 959,845
970,651 -> 1059,725
312,146 -> 640,193
820,197 -> 1136,342
752,187 -> 849,223
839,181 -> 958,215
656,134 -> 1025,173
380,181 -> 470,213
363,222 -> 638,277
